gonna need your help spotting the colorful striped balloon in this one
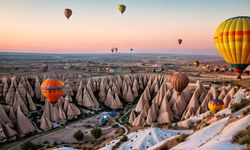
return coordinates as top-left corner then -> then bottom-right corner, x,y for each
41,78 -> 64,103
170,72 -> 189,94
208,99 -> 224,114
214,16 -> 250,78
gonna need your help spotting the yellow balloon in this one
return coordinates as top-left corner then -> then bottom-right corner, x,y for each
214,16 -> 250,74
118,4 -> 126,14
208,99 -> 224,114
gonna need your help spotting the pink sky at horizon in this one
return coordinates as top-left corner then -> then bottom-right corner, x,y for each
0,0 -> 249,54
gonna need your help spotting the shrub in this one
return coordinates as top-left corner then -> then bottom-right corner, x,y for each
176,134 -> 189,142
232,129 -> 250,145
73,130 -> 84,141
160,146 -> 169,150
242,107 -> 250,116
120,135 -> 128,142
112,124 -> 119,128
231,99 -> 248,113
91,127 -> 102,139
21,141 -> 39,150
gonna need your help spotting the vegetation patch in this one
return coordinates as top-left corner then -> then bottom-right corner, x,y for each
230,99 -> 248,113
91,127 -> 102,139
21,141 -> 40,150
73,130 -> 84,141
176,134 -> 189,142
232,129 -> 250,145
242,107 -> 250,116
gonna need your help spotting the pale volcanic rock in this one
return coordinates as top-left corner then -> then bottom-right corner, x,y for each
0,125 -> 7,143
196,85 -> 217,114
81,87 -> 99,109
34,77 -> 41,99
8,107 -> 16,124
132,79 -> 139,98
132,109 -> 147,126
146,102 -> 158,125
5,80 -> 16,105
135,89 -> 150,113
64,79 -> 74,96
76,81 -> 84,104
128,109 -> 137,124
125,85 -> 134,102
169,90 -> 178,108
26,92 -> 36,111
16,105 -> 35,137
0,104 -> 13,127
40,115 -> 52,131
181,89 -> 200,120
152,83 -> 167,107
2,76 -> 9,98
13,90 -> 29,115
157,91 -> 173,124
172,94 -> 187,120
99,78 -> 107,102
0,122 -> 17,141
218,89 -> 227,100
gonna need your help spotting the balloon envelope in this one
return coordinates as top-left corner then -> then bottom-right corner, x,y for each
41,64 -> 48,72
178,39 -> 182,45
214,16 -> 250,74
118,4 -> 126,14
41,78 -> 64,103
193,61 -> 200,67
208,99 -> 224,114
170,72 -> 189,94
64,8 -> 72,19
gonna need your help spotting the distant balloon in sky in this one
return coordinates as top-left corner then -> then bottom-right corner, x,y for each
214,16 -> 250,79
193,61 -> 200,67
130,48 -> 133,51
41,64 -> 48,72
64,8 -> 72,20
178,39 -> 182,45
118,4 -> 126,14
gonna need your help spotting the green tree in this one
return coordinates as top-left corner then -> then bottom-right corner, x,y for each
73,130 -> 84,141
91,127 -> 102,139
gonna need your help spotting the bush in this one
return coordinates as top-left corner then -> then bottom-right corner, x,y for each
112,124 -> 119,128
91,127 -> 102,139
21,141 -> 39,150
231,99 -> 248,113
232,129 -> 250,145
73,130 -> 84,141
160,146 -> 169,150
121,135 -> 128,142
242,107 -> 250,116
176,134 -> 188,142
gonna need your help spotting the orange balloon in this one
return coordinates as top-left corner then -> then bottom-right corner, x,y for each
41,78 -> 64,103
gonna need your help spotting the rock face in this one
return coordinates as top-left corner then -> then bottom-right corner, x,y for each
0,74 -> 243,143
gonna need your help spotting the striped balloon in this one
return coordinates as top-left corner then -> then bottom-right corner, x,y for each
214,16 -> 250,77
170,72 -> 189,94
41,78 -> 64,103
208,99 -> 224,114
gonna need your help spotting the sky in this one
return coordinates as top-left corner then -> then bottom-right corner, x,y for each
0,0 -> 249,54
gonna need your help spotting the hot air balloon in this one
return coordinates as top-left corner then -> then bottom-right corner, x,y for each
64,8 -> 72,20
41,78 -> 64,103
115,47 -> 118,53
170,72 -> 189,94
111,48 -> 114,53
208,99 -> 224,114
193,61 -> 200,67
41,64 -> 48,72
130,48 -> 133,52
214,16 -> 250,79
118,4 -> 126,14
178,39 -> 182,45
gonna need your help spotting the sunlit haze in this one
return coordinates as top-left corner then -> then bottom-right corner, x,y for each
0,0 -> 249,54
